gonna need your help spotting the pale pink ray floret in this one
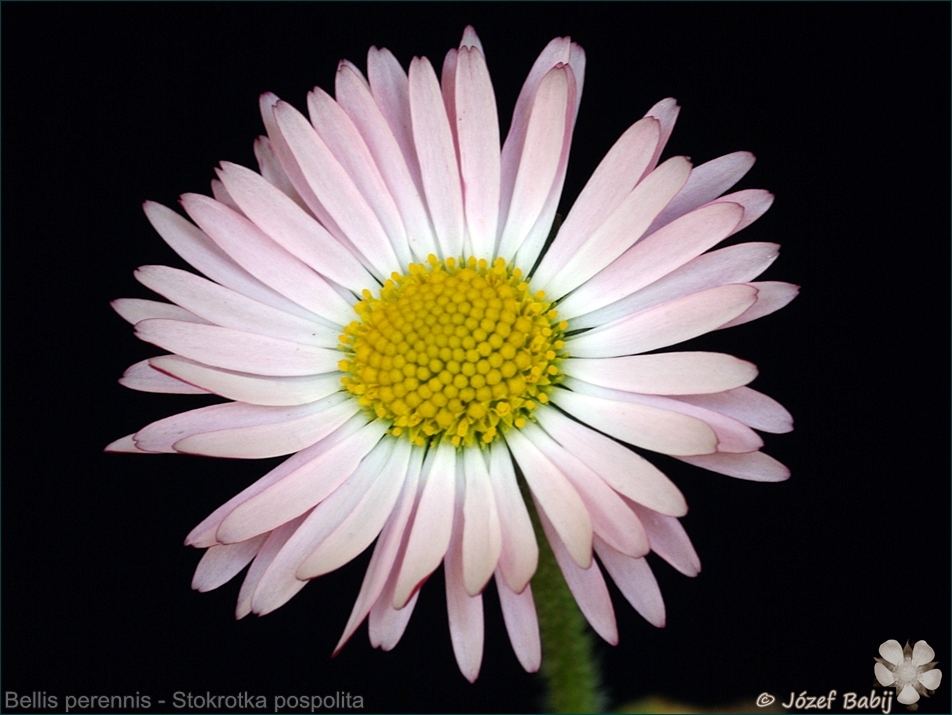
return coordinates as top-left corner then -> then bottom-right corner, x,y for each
108,27 -> 797,682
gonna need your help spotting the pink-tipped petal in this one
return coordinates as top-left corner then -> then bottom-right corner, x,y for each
135,264 -> 340,348
718,281 -> 800,329
461,448 -> 502,596
149,355 -> 342,407
408,56 -> 465,259
643,98 -> 680,170
455,46 -> 501,261
253,134 -> 306,208
369,581 -> 420,652
134,319 -> 340,377
534,406 -> 687,517
237,514 -> 307,619
594,537 -> 666,627
120,358 -> 210,395
111,297 -> 208,326
677,451 -> 790,482
495,571 -> 541,672
488,440 -> 538,593
504,428 -> 592,568
563,352 -> 757,396
543,155 -> 691,300
551,387 -> 718,457
565,284 -> 758,358
535,500 -> 617,645
628,503 -> 701,577
216,419 -> 387,543
192,535 -> 268,592
646,151 -> 756,234
367,47 -> 423,196
675,387 -> 793,434
445,496 -> 485,682
217,161 -> 375,294
533,117 -> 661,288
393,442 -> 457,608
558,201 -> 745,320
181,192 -> 356,327
104,433 -> 150,454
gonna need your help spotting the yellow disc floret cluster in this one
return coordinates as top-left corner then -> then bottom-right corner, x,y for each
339,255 -> 567,448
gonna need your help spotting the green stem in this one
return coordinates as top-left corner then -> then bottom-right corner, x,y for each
523,478 -> 604,714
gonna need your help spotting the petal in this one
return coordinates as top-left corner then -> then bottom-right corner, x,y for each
645,151 -> 756,234
570,240 -> 780,331
718,281 -> 800,329
912,640 -> 937,666
488,440 -> 538,593
143,201 -> 316,321
455,45 -> 501,261
272,100 -> 402,278
111,297 -> 208,326
149,355 -> 343,407
627,503 -> 701,577
497,65 -> 570,260
533,117 -> 661,287
880,639 -> 905,665
533,406 -> 687,517
134,319 -> 340,377
875,663 -> 896,686
565,284 -> 758,358
542,155 -> 691,300
393,442 -> 457,608
119,359 -> 209,395
918,668 -> 942,690
217,161 -> 376,294
104,434 -> 150,454
134,264 -> 340,348
495,572 -> 541,673
535,500 -> 617,645
563,352 -> 757,396
676,387 -> 794,434
185,416 -> 366,548
175,394 -> 360,459
306,87 -> 413,268
181,192 -> 356,326
461,447 -> 502,596
677,451 -> 790,482
504,427 -> 592,569
253,134 -> 306,208
594,537 -> 665,627
236,514 -> 308,618
643,98 -> 680,170
369,576 -> 420,652
249,436 -> 400,615
565,378 -> 764,454
897,685 -> 920,705
336,60 -> 439,261
192,535 -> 268,592
408,56 -> 465,259
334,446 -> 424,654
445,496 -> 485,683
550,388 -> 718,456
295,437 -> 413,580
216,419 -> 388,543
523,422 -> 648,558
558,201 -> 745,320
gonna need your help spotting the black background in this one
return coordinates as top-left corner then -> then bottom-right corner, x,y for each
2,3 -> 949,714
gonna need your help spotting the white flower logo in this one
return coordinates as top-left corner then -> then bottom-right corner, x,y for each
875,640 -> 942,710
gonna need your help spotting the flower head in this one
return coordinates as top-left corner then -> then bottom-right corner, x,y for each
876,640 -> 943,708
108,27 -> 796,681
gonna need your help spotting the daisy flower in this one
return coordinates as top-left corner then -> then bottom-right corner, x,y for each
108,27 -> 796,682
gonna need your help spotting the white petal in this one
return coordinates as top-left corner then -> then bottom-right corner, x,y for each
627,503 -> 701,577
534,406 -> 687,516
488,440 -> 538,592
918,668 -> 942,690
445,496 -> 485,683
111,297 -> 208,326
676,387 -> 794,434
897,685 -> 920,705
192,535 -> 267,592
880,639 -> 904,665
565,284 -> 758,358
912,640 -> 936,666
594,538 -> 665,627
563,352 -> 757,396
550,388 -> 717,456
504,428 -> 592,569
236,514 -> 308,618
874,663 -> 896,686
677,451 -> 790,482
495,571 -> 541,673
462,447 -> 502,596
393,442 -> 457,608
120,359 -> 209,395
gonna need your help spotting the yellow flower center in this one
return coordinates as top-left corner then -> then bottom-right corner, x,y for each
339,255 -> 567,448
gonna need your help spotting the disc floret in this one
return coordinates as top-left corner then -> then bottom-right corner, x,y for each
339,255 -> 567,447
